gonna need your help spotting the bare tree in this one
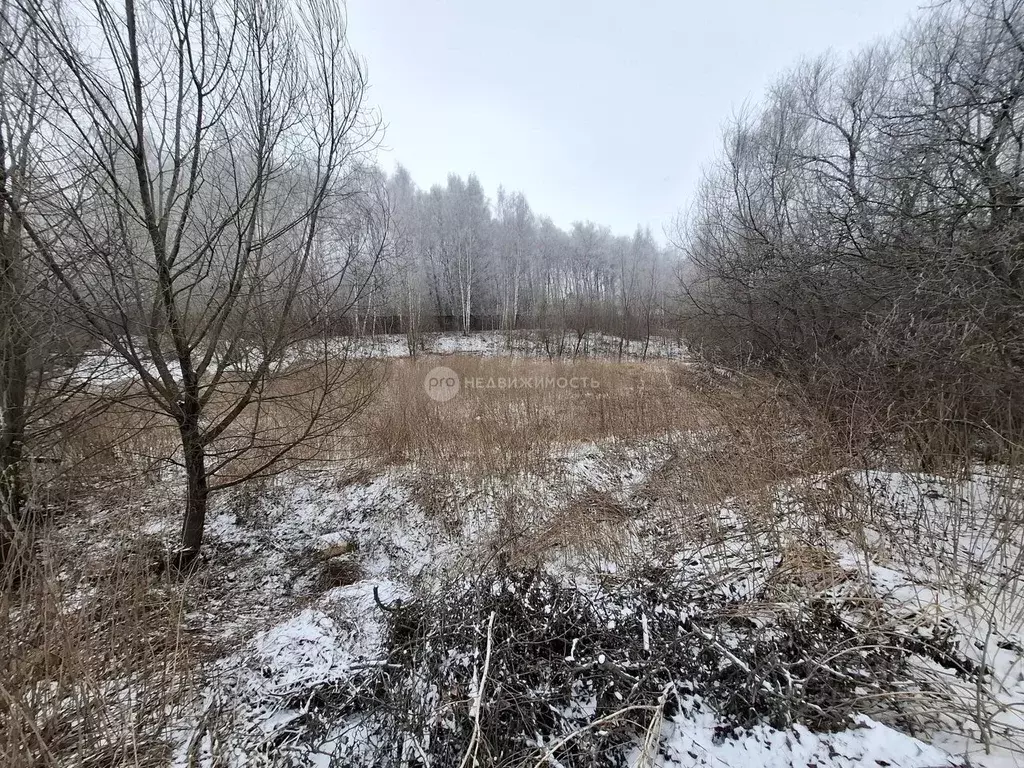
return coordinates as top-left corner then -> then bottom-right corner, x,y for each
386,165 -> 426,354
677,0 -> 1024,450
0,0 -> 89,555
0,0 -> 39,545
6,0 -> 386,565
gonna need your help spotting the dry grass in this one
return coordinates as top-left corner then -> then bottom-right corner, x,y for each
360,356 -> 717,474
12,348 -> 1023,765
499,487 -> 639,570
1,482 -> 200,768
41,353 -> 852,591
60,353 -> 827,497
350,356 -> 850,578
56,357 -> 381,486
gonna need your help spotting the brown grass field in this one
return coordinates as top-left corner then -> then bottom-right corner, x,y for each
4,352 -> 1018,767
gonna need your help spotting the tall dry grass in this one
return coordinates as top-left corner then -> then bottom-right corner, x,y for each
54,356 -> 381,488
352,356 -> 847,574
358,356 -> 716,473
1,481 -> 199,768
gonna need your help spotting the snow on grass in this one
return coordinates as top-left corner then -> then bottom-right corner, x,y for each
638,707 -> 955,768
338,331 -> 687,361
177,467 -> 463,645
161,430 -> 1024,767
430,331 -> 505,356
68,332 -> 687,393
71,347 -> 183,389
69,341 -> 303,392
173,579 -> 409,768
826,468 -> 1024,768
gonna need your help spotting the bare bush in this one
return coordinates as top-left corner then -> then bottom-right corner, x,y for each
675,0 -> 1024,457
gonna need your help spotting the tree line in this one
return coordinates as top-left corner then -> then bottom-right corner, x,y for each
372,166 -> 674,357
677,0 -> 1024,455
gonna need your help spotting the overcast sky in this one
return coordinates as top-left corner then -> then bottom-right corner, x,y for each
346,0 -> 924,240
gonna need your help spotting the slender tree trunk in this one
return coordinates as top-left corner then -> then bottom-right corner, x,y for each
405,282 -> 416,357
642,308 -> 652,361
0,56 -> 34,559
176,395 -> 208,568
0,344 -> 27,524
0,264 -> 27,574
511,277 -> 519,331
0,203 -> 28,547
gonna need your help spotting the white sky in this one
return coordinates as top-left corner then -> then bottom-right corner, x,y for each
346,0 -> 924,239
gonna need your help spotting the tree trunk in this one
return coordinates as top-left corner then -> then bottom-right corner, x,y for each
176,400 -> 208,569
642,310 -> 652,361
0,353 -> 27,519
0,350 -> 27,572
1,200 -> 29,559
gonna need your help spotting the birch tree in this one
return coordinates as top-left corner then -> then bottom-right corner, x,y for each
494,187 -> 533,345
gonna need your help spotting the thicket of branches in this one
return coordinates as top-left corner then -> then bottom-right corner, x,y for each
220,567 -> 959,768
677,0 -> 1024,455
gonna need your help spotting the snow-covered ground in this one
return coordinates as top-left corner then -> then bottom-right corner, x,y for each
637,710 -> 951,768
68,332 -> 688,390
128,429 -> 1022,768
347,330 -> 688,361
48,336 -> 1021,767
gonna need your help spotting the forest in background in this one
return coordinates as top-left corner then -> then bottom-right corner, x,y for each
363,167 -> 673,353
